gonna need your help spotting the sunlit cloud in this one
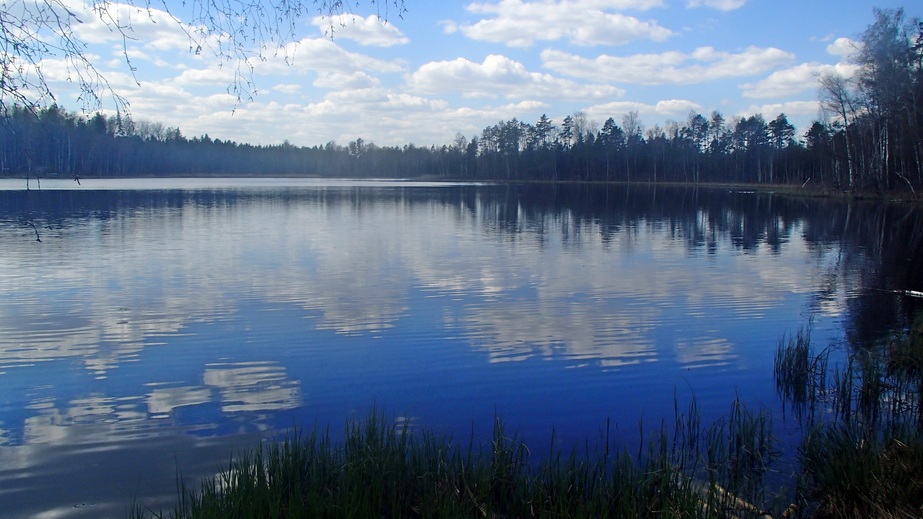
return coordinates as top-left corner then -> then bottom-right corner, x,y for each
542,46 -> 794,85
266,38 -> 406,75
444,0 -> 672,47
117,83 -> 237,122
271,83 -> 302,94
740,63 -> 829,98
739,34 -> 865,100
408,54 -> 624,100
740,60 -> 859,102
826,37 -> 860,59
686,0 -> 746,11
311,14 -> 409,46
173,66 -> 237,86
584,99 -> 703,123
185,87 -> 549,146
653,99 -> 705,114
72,1 -> 193,52
312,70 -> 380,89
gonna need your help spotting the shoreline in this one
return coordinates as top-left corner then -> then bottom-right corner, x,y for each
2,174 -> 920,203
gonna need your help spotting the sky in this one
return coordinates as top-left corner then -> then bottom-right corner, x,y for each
41,0 -> 913,147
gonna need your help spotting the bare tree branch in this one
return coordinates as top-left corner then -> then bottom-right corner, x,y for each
0,0 -> 406,114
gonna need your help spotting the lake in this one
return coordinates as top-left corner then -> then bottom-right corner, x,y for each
0,178 -> 920,518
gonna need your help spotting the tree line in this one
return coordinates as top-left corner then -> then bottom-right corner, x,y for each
1,8 -> 920,193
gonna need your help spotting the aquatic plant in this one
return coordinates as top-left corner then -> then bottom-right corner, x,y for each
773,328 -> 829,421
775,313 -> 923,518
131,401 -> 783,519
131,314 -> 923,518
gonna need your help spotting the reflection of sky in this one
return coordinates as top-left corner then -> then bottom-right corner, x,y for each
0,185 -> 851,413
0,181 -> 885,517
203,362 -> 301,413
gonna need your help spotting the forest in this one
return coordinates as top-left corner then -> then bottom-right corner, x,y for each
1,9 -> 921,194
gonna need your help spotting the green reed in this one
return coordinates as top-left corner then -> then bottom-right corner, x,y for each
775,313 -> 923,518
131,399 -> 784,519
130,313 -> 923,518
774,328 -> 829,421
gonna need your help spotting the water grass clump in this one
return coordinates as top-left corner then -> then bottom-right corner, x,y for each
132,401 -> 783,519
775,313 -> 923,518
131,313 -> 923,518
774,328 -> 829,420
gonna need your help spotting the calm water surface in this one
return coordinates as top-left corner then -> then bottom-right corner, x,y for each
0,178 -> 920,517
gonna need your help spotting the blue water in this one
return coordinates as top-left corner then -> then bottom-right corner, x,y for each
0,178 -> 917,517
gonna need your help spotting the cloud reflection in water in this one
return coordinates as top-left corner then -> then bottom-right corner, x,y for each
0,181 -> 913,518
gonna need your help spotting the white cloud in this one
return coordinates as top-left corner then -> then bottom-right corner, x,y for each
27,55 -> 99,84
654,99 -> 705,114
740,61 -> 862,98
312,71 -> 380,89
160,37 -> 403,98
160,85 -> 553,147
76,3 -> 406,81
737,100 -> 823,136
311,14 -> 409,47
742,100 -> 821,119
73,3 -> 182,46
542,46 -> 794,84
584,99 -> 703,123
686,0 -> 746,11
318,88 -> 449,112
269,38 -> 405,75
833,62 -> 861,78
740,35 -> 865,99
198,88 -> 456,145
408,54 -> 624,100
107,80 -> 238,123
173,67 -> 237,86
740,63 -> 825,98
827,37 -> 860,59
271,83 -> 302,95
446,0 -> 673,47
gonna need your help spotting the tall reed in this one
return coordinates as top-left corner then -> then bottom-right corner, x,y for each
774,328 -> 828,421
132,400 -> 785,519
775,314 -> 923,518
131,314 -> 923,518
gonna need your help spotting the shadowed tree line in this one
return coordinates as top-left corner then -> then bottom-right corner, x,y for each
0,104 -> 444,180
2,8 -> 921,194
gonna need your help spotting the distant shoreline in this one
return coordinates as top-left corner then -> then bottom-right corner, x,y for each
3,174 -> 919,204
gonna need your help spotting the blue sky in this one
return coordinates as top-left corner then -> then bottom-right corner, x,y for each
47,0 -> 911,147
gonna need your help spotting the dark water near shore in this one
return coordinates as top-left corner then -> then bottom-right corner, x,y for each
0,178 -> 920,517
